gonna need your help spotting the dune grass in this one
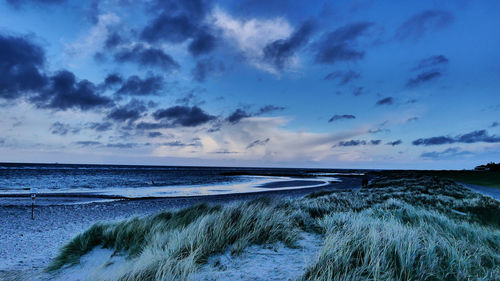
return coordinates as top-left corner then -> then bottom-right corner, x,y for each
47,174 -> 500,280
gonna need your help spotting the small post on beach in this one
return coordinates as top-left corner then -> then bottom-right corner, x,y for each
30,188 -> 38,220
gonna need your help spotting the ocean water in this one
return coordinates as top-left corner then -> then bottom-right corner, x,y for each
0,163 -> 357,202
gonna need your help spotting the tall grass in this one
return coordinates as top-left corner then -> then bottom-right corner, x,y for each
48,199 -> 298,280
47,174 -> 500,280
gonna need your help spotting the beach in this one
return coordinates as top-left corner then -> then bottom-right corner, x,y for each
0,176 -> 362,279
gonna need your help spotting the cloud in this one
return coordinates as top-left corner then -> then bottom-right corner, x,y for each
107,99 -> 147,123
76,141 -> 101,147
153,116 -> 367,162
396,10 -> 454,41
212,8 -> 293,73
263,20 -> 315,70
148,132 -> 163,138
386,140 -> 402,146
50,122 -> 80,135
114,44 -> 180,71
192,58 -> 225,82
406,70 -> 441,88
188,31 -> 218,57
376,97 -> 393,106
412,55 -> 448,70
115,75 -> 164,96
31,70 -> 112,111
6,0 -> 65,8
140,0 -> 215,57
420,147 -> 473,159
104,32 -> 123,49
490,122 -> 498,128
87,122 -> 112,132
246,138 -> 270,149
413,130 -> 500,146
106,142 -> 140,149
103,73 -> 123,89
227,109 -> 251,124
336,139 -> 381,147
257,105 -> 285,114
314,22 -> 373,65
328,114 -> 356,123
153,106 -> 216,127
0,34 -> 47,100
352,86 -> 364,96
141,14 -> 196,43
406,117 -> 419,123
323,70 -> 360,85
227,105 -> 285,124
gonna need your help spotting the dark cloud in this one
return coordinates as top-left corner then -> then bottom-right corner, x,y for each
247,138 -> 270,149
105,32 -> 123,49
116,75 -> 163,96
103,73 -> 123,89
6,0 -> 65,8
114,45 -> 180,71
107,99 -> 147,123
226,105 -> 285,124
188,31 -> 217,57
32,70 -> 112,111
315,22 -> 373,65
263,20 -> 315,70
420,147 -> 473,159
148,132 -> 163,138
106,142 -> 139,149
490,122 -> 499,128
227,109 -> 251,124
140,0 -> 214,56
136,122 -> 169,130
50,122 -> 80,135
161,140 -> 201,147
76,141 -> 101,147
175,92 -> 205,106
413,130 -> 500,146
324,70 -> 360,85
407,117 -> 419,123
412,55 -> 449,71
406,71 -> 441,88
87,122 -> 113,132
192,58 -> 224,82
387,140 -> 402,146
257,105 -> 285,114
0,34 -> 47,100
396,10 -> 454,41
153,106 -> 215,127
352,86 -> 364,96
376,97 -> 393,106
336,139 -> 382,147
141,14 -> 196,44
328,114 -> 355,122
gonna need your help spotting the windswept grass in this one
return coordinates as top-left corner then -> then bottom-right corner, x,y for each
48,199 -> 298,280
48,174 -> 500,280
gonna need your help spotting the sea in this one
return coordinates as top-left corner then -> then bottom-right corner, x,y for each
0,163 -> 364,205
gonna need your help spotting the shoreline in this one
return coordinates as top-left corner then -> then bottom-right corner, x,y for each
0,177 -> 361,274
0,176 -> 350,206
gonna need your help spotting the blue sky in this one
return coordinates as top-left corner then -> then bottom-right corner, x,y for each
0,0 -> 499,169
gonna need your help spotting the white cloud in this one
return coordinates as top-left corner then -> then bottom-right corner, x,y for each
64,13 -> 120,58
211,7 -> 293,74
152,116 -> 368,162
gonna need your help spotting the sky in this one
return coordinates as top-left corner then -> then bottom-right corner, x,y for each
0,0 -> 500,169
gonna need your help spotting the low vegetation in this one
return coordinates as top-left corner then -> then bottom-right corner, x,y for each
48,173 -> 500,280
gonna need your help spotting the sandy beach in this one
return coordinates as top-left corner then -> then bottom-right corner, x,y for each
0,177 -> 362,278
